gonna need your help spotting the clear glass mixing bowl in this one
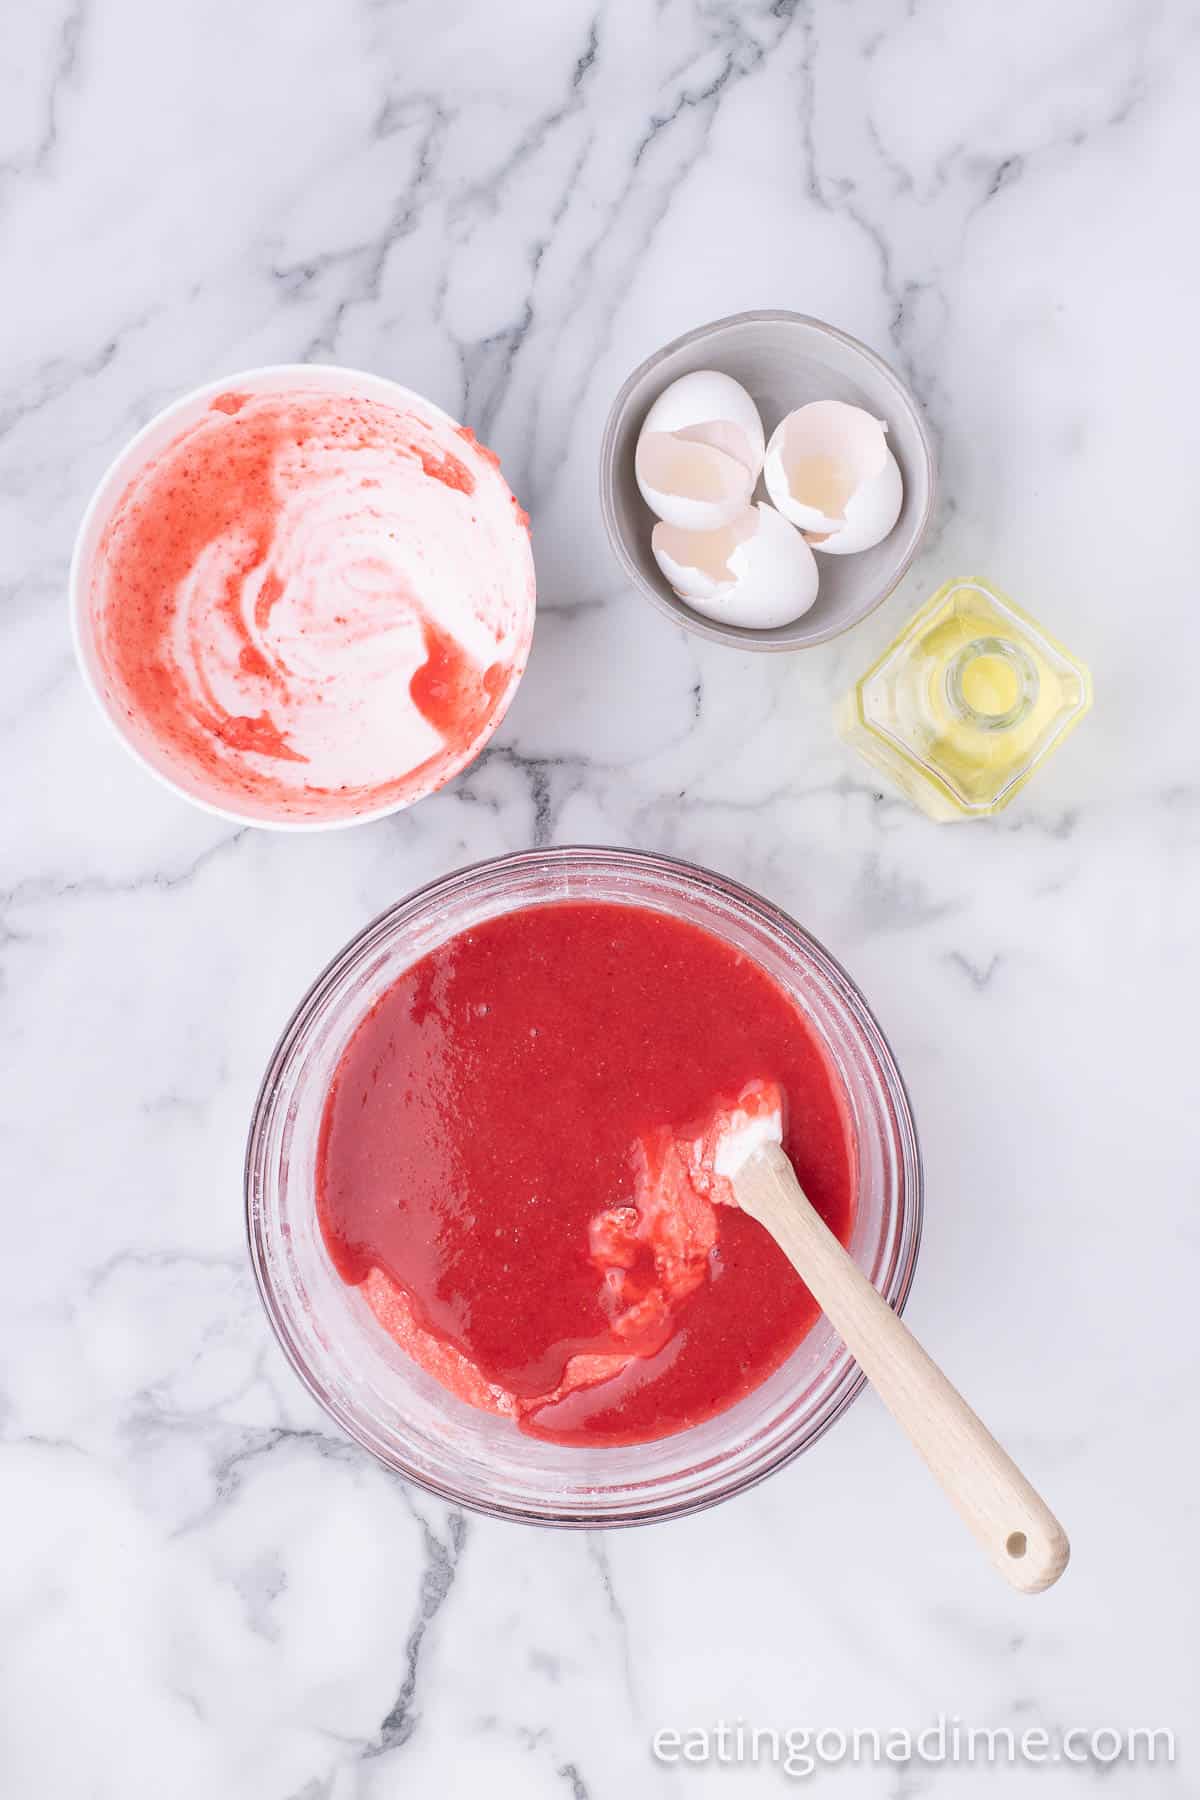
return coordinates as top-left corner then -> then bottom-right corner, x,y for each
245,847 -> 922,1524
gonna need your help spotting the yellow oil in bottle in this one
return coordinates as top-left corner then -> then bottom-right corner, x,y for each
837,579 -> 1092,822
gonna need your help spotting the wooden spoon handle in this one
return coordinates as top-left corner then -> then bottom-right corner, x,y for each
734,1143 -> 1069,1594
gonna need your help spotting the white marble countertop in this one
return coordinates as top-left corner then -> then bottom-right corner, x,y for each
4,3 -> 1199,1795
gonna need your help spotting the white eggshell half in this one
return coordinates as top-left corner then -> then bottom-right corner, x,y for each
651,503 -> 819,629
764,399 -> 903,552
641,370 -> 765,476
807,449 -> 903,554
635,431 -> 753,530
651,509 -> 759,600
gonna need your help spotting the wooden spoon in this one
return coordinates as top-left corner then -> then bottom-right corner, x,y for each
732,1140 -> 1070,1593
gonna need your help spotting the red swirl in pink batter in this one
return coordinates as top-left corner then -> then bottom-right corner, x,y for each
89,388 -> 535,822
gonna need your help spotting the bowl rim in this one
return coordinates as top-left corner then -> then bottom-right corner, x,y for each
245,843 -> 924,1526
68,362 -> 534,833
599,309 -> 937,653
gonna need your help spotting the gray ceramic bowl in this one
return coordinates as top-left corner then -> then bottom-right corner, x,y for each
599,311 -> 936,651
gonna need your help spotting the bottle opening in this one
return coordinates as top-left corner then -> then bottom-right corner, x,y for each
946,636 -> 1038,731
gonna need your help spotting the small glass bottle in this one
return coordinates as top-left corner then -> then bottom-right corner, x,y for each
837,578 -> 1092,822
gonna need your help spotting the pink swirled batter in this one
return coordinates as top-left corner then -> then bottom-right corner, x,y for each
88,387 -> 535,822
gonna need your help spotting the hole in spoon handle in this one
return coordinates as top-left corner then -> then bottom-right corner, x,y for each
992,1506 -> 1070,1593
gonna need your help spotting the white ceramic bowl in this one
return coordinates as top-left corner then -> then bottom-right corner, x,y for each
70,364 -> 535,831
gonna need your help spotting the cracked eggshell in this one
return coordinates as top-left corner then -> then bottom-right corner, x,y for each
763,399 -> 903,554
641,370 -> 766,473
635,370 -> 766,530
651,502 -> 818,629
635,432 -> 754,531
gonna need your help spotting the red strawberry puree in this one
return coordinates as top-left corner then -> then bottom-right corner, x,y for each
88,387 -> 534,822
317,901 -> 855,1446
